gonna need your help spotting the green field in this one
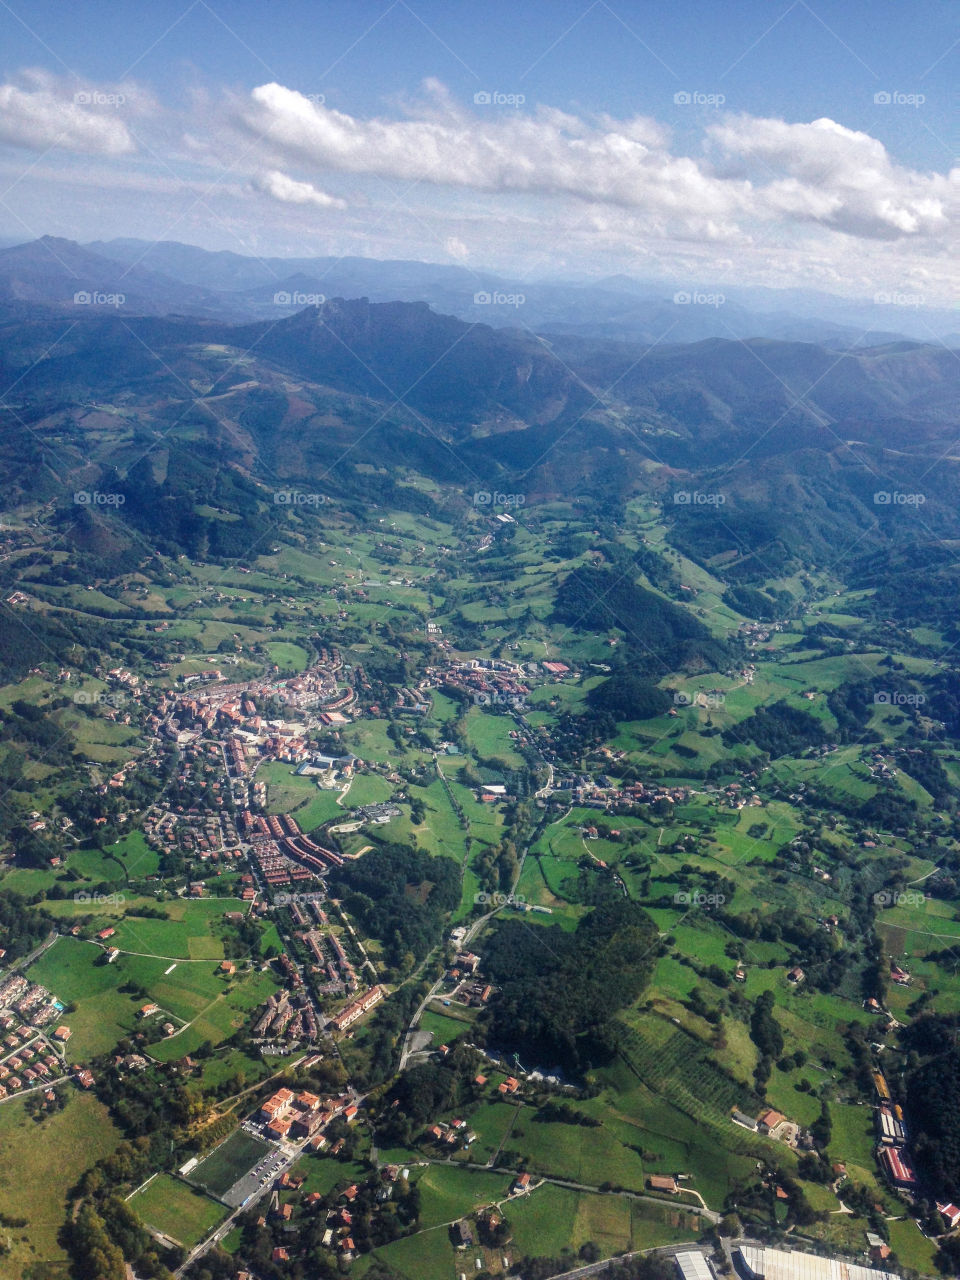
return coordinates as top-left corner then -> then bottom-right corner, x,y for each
294,1151 -> 369,1197
129,1173 -> 227,1247
419,1007 -> 474,1046
107,897 -> 252,960
413,1164 -> 511,1228
0,1092 -> 122,1280
359,1225 -> 460,1280
508,1184 -> 701,1258
258,760 -> 345,828
265,640 -> 311,672
27,935 -> 279,1061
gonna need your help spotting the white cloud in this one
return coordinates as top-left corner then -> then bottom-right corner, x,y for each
1,69 -> 958,306
240,82 -> 738,224
0,74 -> 135,155
709,115 -> 956,239
238,82 -> 959,248
444,235 -> 469,260
250,169 -> 346,209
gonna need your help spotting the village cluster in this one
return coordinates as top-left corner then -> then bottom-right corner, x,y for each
0,972 -> 78,1101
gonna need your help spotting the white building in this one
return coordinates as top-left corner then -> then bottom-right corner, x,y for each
737,1245 -> 899,1280
676,1252 -> 715,1280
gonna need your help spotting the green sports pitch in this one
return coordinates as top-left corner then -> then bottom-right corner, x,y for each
188,1129 -> 273,1198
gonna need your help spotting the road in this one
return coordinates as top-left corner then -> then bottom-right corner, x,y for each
535,759 -> 555,797
0,1073 -> 74,1105
397,905 -> 495,1071
334,901 -> 378,980
6,930 -> 59,974
396,799 -> 553,1073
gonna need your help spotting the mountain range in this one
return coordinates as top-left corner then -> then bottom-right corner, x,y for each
3,235 -> 956,347
1,283 -> 959,596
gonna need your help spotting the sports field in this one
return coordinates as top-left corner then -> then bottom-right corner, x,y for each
129,1173 -> 227,1247
190,1128 -> 272,1198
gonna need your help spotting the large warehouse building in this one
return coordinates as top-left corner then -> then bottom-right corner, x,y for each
675,1252 -> 715,1280
737,1245 -> 899,1280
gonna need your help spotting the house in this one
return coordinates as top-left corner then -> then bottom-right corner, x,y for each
498,1076 -> 520,1095
53,1026 -> 71,1042
938,1202 -> 960,1230
787,966 -> 805,984
97,927 -> 115,941
219,960 -> 236,976
758,1108 -> 787,1133
139,1004 -> 160,1018
648,1174 -> 678,1194
455,1219 -> 474,1247
512,1172 -> 531,1194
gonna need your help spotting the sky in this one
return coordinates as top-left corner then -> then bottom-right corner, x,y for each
0,0 -> 957,303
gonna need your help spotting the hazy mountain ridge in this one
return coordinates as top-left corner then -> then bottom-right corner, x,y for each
0,235 -> 936,347
1,293 -> 958,584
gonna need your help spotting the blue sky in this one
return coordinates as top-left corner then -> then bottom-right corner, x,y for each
0,0 -> 956,300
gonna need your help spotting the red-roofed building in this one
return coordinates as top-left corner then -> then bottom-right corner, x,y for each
259,1086 -> 295,1122
881,1146 -> 917,1186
